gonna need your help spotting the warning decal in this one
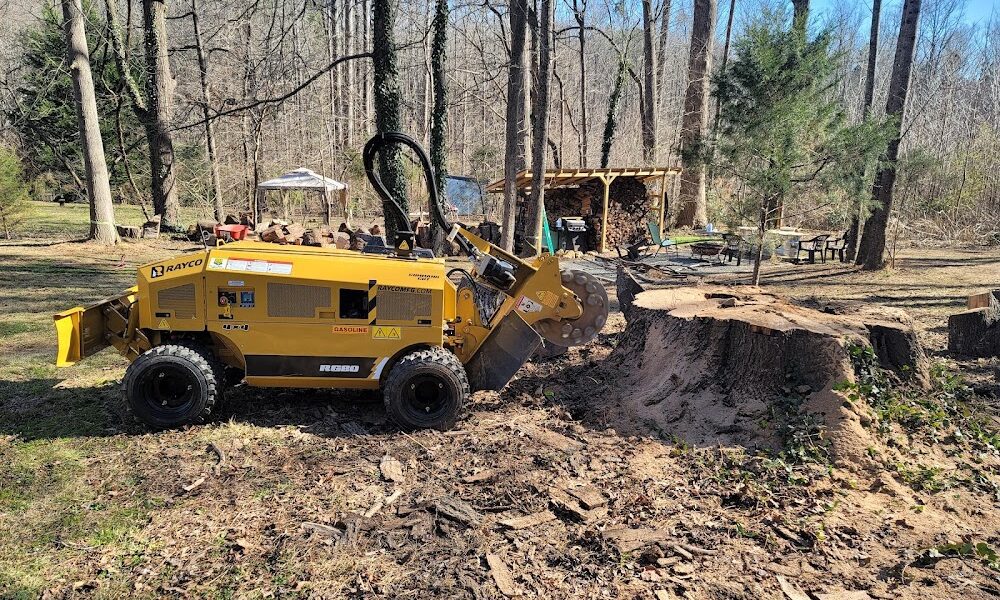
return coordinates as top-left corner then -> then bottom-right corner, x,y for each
371,325 -> 401,340
208,257 -> 228,270
516,295 -> 543,313
333,325 -> 369,335
213,256 -> 293,275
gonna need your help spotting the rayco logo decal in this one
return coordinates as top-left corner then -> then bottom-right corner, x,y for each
319,364 -> 361,373
151,258 -> 203,279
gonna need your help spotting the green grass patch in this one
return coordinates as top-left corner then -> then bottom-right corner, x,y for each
19,200 -> 213,240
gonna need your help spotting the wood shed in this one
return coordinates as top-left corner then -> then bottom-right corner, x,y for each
486,166 -> 681,253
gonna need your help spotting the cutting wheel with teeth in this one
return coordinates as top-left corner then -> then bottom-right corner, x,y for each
534,269 -> 609,347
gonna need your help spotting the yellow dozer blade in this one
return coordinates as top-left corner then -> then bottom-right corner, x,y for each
54,288 -> 140,366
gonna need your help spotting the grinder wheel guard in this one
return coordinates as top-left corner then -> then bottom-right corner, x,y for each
534,269 -> 609,347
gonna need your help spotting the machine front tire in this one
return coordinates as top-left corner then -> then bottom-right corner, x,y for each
120,344 -> 222,430
383,347 -> 469,431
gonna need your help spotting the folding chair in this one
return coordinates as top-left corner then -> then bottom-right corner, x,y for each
646,221 -> 678,259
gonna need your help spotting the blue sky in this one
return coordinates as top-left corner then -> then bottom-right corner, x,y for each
807,0 -> 996,28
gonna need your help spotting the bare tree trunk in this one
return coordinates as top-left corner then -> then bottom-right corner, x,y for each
372,0 -> 408,238
846,0 -> 881,261
142,0 -> 180,229
501,0 -> 529,251
528,0 -> 553,254
675,0 -> 716,228
856,0 -> 921,270
572,0 -> 588,167
191,0 -> 223,221
655,0 -> 672,99
344,0 -> 355,147
63,0 -> 118,244
640,0 -> 657,162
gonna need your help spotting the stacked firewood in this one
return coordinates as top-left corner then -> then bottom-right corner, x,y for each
591,178 -> 651,250
544,179 -> 650,250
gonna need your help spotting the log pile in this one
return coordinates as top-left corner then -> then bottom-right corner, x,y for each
593,178 -> 650,250
257,220 -> 381,249
948,290 -> 1000,357
542,178 -> 650,250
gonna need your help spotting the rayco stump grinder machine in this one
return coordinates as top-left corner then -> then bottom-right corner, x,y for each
54,133 -> 609,430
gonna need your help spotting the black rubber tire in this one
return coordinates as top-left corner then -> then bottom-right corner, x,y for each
120,344 -> 222,430
382,347 -> 469,431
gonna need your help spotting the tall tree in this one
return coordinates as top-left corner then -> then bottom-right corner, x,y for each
429,0 -> 449,252
105,0 -> 180,230
640,0 -> 657,162
528,0 -> 554,253
62,0 -> 118,244
372,0 -> 408,238
855,0 -> 921,270
190,0 -> 223,221
655,0 -> 672,101
501,0 -> 529,251
675,0 -> 717,227
572,0 -> 589,166
845,0 -> 882,261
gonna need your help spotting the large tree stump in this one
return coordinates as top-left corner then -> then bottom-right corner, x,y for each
580,286 -> 928,465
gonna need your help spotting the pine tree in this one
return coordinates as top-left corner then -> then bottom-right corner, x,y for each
711,19 -> 889,284
0,147 -> 30,239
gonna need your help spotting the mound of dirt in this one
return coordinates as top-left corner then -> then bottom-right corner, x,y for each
580,285 -> 929,468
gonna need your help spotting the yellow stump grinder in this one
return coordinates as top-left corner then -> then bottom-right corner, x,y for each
54,133 -> 608,430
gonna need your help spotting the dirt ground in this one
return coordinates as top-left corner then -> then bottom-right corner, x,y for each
1,239 -> 999,599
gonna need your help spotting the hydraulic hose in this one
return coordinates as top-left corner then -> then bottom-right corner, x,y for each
362,131 -> 473,256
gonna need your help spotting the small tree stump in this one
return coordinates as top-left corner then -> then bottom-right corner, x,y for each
115,225 -> 141,239
948,306 -> 1000,357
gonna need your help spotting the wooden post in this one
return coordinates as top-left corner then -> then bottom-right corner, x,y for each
658,173 -> 668,234
281,191 -> 289,221
598,174 -> 615,253
323,189 -> 331,225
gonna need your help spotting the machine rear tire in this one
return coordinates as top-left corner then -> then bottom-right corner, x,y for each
120,344 -> 222,430
383,347 -> 469,431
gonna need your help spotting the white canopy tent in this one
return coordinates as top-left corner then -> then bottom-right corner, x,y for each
255,168 -> 348,225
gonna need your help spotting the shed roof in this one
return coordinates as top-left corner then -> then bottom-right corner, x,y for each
485,166 -> 681,193
257,168 -> 346,191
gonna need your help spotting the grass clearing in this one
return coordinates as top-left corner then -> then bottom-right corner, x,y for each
18,200 -> 216,240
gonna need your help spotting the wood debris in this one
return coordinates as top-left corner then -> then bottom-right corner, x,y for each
379,454 -> 405,483
601,527 -> 672,553
549,487 -> 606,523
565,484 -> 606,509
776,575 -> 810,600
485,553 -> 519,597
519,423 -> 584,453
432,496 -> 482,527
498,511 -> 557,530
